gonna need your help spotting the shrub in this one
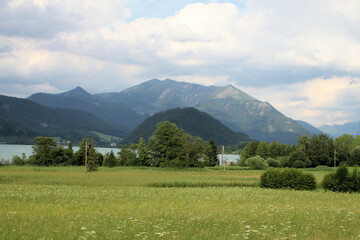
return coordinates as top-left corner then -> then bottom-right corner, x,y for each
293,160 -> 306,168
321,165 -> 360,192
260,168 -> 316,190
266,157 -> 282,168
12,155 -> 25,166
246,155 -> 268,170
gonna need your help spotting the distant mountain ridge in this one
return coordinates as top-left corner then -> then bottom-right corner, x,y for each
95,79 -> 313,144
28,86 -> 147,131
319,121 -> 360,137
0,95 -> 126,145
123,107 -> 252,146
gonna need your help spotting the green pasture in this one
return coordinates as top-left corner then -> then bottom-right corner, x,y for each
1,166 -> 360,239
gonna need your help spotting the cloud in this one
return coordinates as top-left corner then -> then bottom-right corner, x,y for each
1,0 -> 360,125
238,76 -> 360,126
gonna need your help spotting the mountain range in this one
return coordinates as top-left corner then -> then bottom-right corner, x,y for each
94,79 -> 313,144
2,78 -> 331,145
0,95 -> 126,145
319,121 -> 360,138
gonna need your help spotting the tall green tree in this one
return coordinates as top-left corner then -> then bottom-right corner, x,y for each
334,134 -> 355,165
350,146 -> 360,166
204,138 -> 219,167
137,137 -> 150,166
308,134 -> 333,167
31,136 -> 57,166
148,121 -> 187,167
103,150 -> 117,167
241,141 -> 259,162
256,141 -> 270,159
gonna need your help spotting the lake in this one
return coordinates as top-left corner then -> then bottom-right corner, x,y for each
0,144 -> 240,164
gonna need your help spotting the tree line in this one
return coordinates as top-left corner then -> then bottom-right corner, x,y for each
11,121 -> 219,169
240,133 -> 360,169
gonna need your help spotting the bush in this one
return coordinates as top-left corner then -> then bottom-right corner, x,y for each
260,168 -> 316,190
12,155 -> 25,166
321,165 -> 360,192
293,160 -> 306,168
246,155 -> 268,170
266,157 -> 282,168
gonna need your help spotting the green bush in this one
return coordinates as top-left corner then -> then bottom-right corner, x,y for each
293,160 -> 306,168
321,165 -> 360,192
246,155 -> 268,170
12,155 -> 25,166
260,168 -> 316,190
266,157 -> 282,168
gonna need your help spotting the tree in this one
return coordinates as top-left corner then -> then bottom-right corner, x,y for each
269,141 -> 280,158
137,138 -> 150,166
148,121 -> 187,167
118,144 -> 137,166
308,134 -> 333,167
73,138 -> 89,166
350,146 -> 360,166
31,136 -> 57,166
256,141 -> 270,159
334,134 -> 355,165
241,141 -> 259,162
246,155 -> 268,170
103,150 -> 117,167
289,149 -> 310,168
204,138 -> 219,167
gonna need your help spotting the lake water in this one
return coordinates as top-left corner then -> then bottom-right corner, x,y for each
0,144 -> 240,163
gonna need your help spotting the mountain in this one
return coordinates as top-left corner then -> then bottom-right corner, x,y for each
295,120 -> 322,135
319,121 -> 360,138
95,79 -> 312,144
123,107 -> 252,146
28,87 -> 146,131
0,95 -> 127,145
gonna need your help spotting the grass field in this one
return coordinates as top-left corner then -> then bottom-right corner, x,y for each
1,166 -> 360,239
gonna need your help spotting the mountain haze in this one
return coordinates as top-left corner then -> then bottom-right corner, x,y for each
0,95 -> 126,144
319,121 -> 360,137
95,79 -> 313,144
123,107 -> 252,146
28,87 -> 146,131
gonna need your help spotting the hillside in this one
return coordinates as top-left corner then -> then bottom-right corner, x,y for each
95,79 -> 313,144
123,107 -> 252,146
319,121 -> 360,138
28,87 -> 146,131
0,95 -> 127,145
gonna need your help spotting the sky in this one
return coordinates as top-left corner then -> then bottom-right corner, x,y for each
1,0 -> 360,127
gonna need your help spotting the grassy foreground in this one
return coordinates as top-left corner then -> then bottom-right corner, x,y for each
1,166 -> 360,239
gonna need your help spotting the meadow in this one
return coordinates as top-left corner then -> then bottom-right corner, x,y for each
1,166 -> 360,239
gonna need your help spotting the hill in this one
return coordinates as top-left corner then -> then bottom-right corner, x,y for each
28,87 -> 147,131
295,120 -> 322,135
123,107 -> 252,146
319,121 -> 360,138
0,95 -> 127,145
95,79 -> 313,144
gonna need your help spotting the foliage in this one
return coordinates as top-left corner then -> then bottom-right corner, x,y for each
137,137 -> 150,166
30,136 -> 57,166
103,150 -> 117,167
256,141 -> 270,159
260,168 -> 316,190
321,165 -> 360,192
11,155 -> 25,166
334,134 -> 355,165
289,149 -> 310,168
350,146 -> 360,166
266,157 -> 282,168
246,155 -> 268,170
203,139 -> 219,167
241,141 -> 259,162
293,160 -> 306,168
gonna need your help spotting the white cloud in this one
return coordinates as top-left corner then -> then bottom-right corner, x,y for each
238,76 -> 360,126
1,0 -> 360,125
